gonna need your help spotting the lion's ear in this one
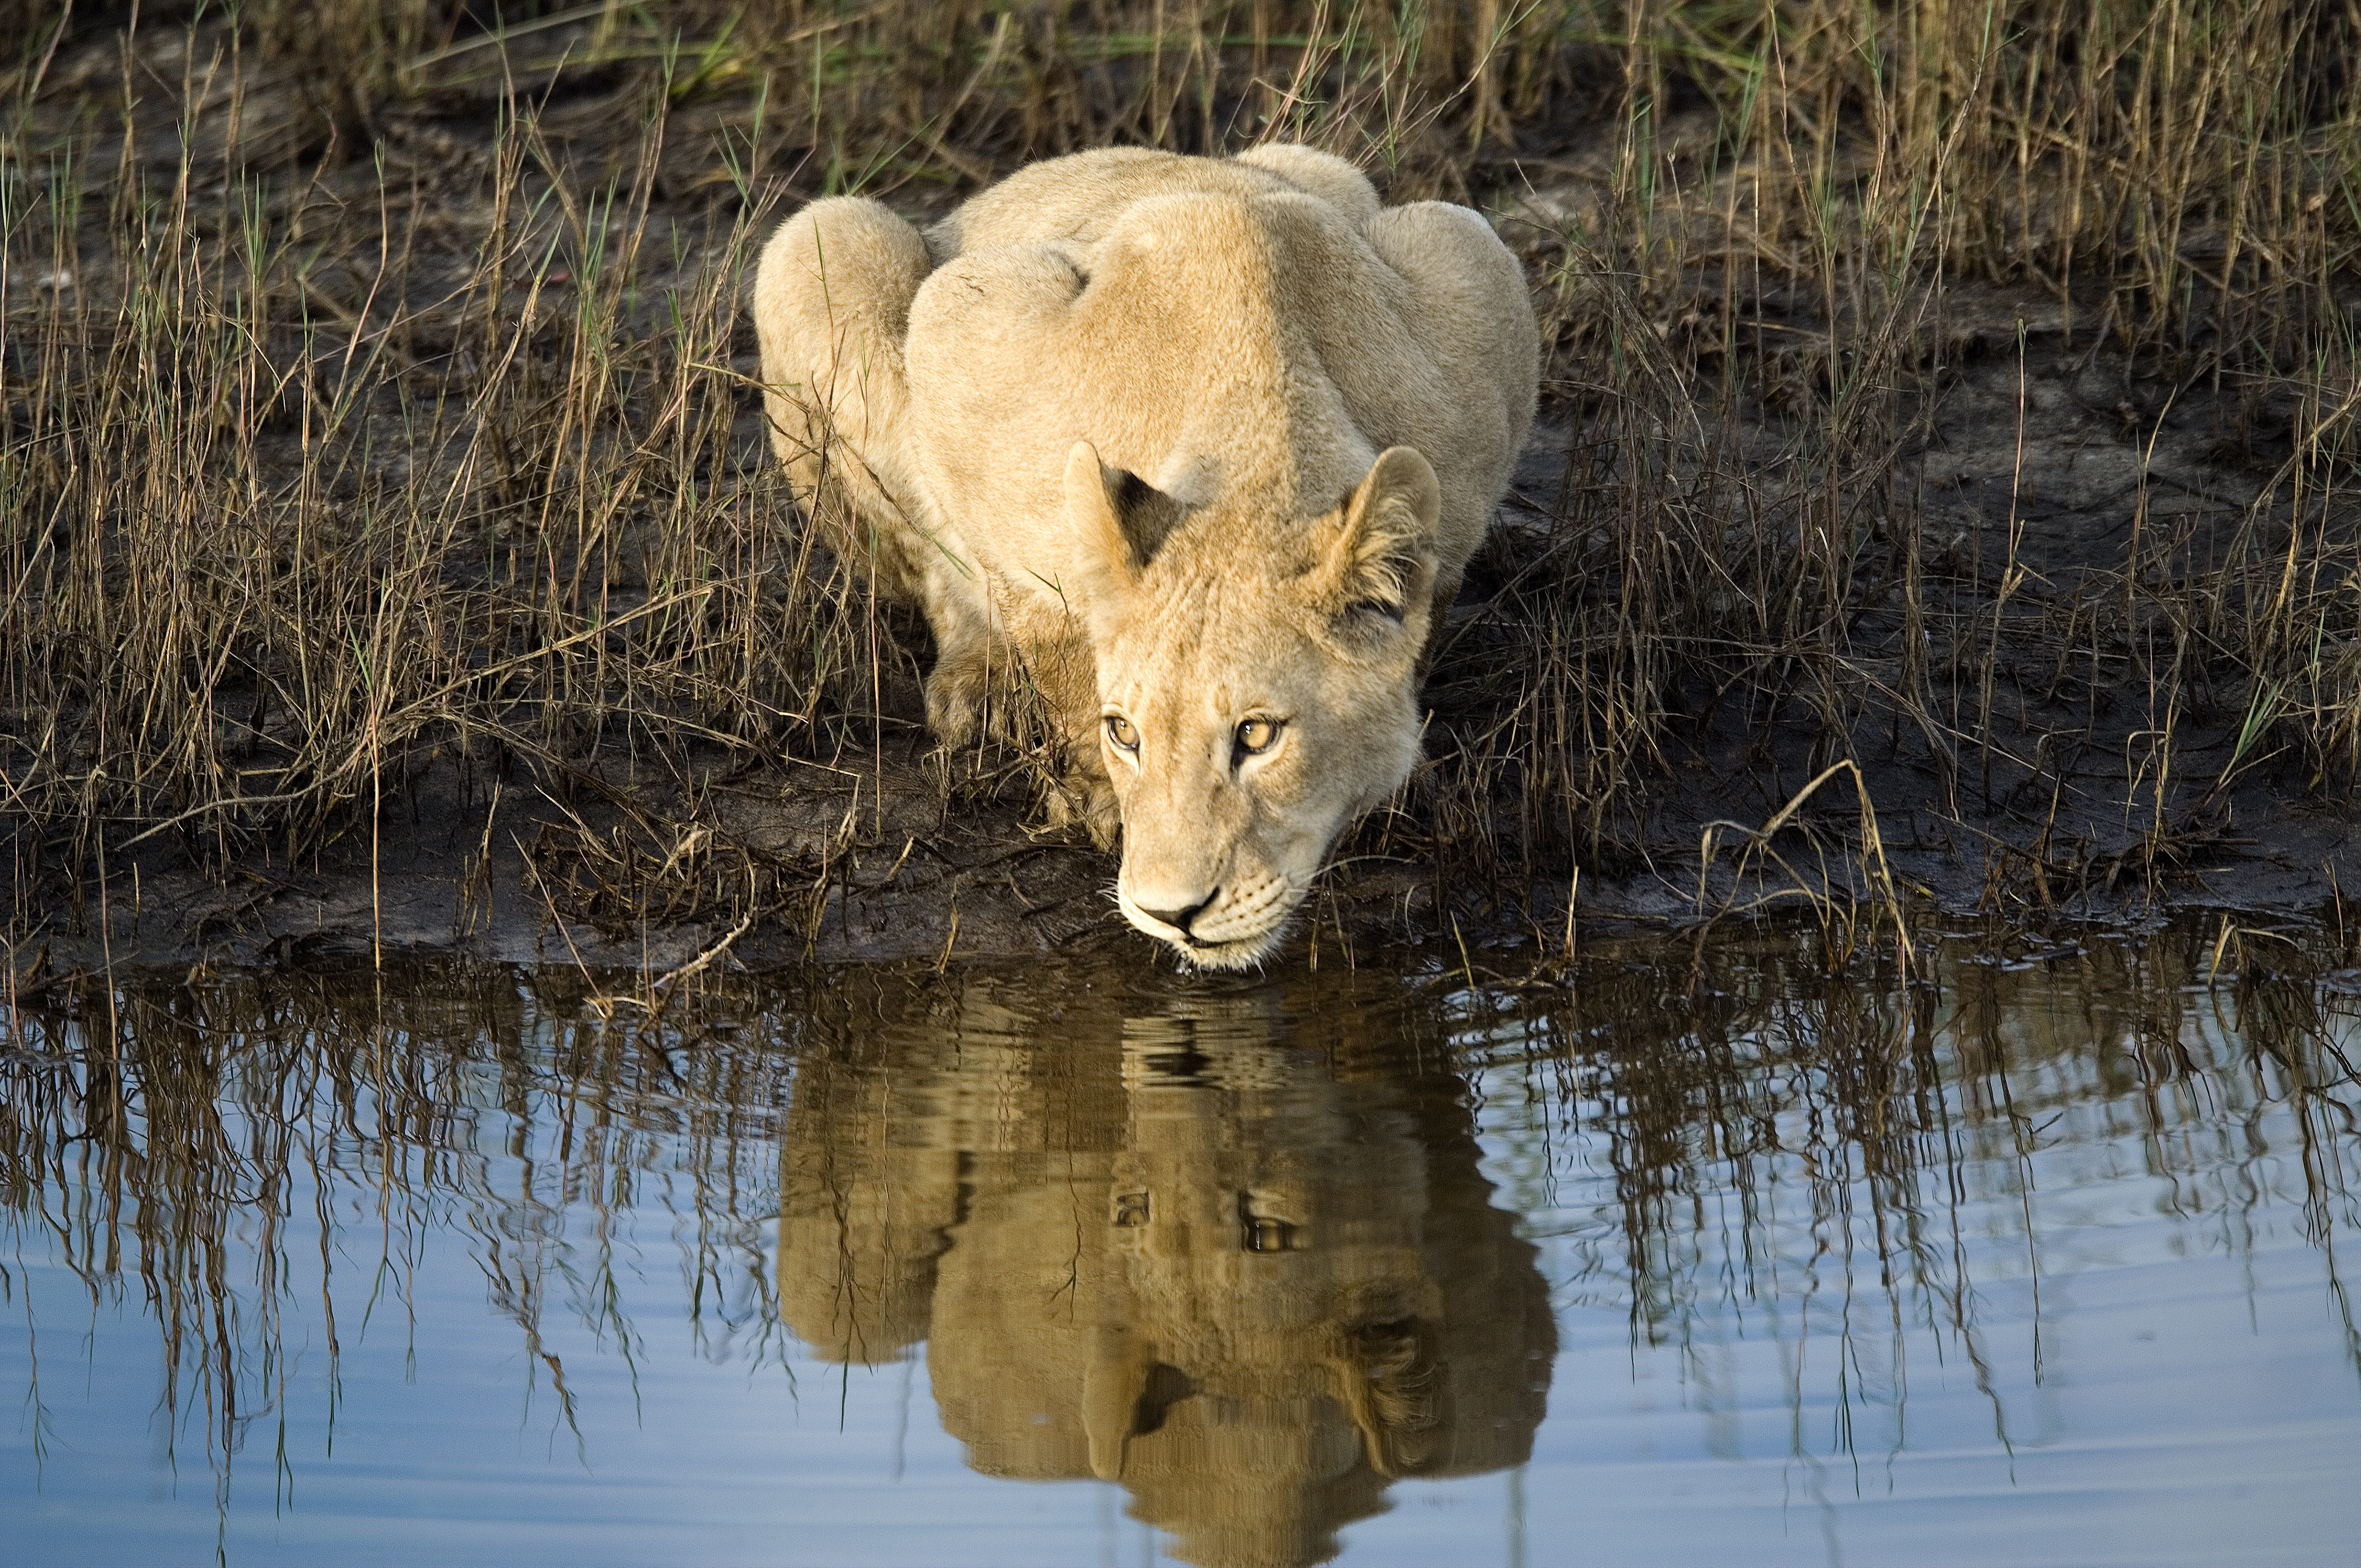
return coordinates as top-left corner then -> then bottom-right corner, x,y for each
1081,1333 -> 1150,1480
1321,447 -> 1440,634
1329,1316 -> 1442,1478
1062,441 -> 1179,640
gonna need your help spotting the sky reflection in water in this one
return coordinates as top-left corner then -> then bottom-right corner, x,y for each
3,924 -> 2358,1566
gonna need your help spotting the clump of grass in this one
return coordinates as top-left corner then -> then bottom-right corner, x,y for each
2,19 -> 896,929
1410,0 -> 2358,919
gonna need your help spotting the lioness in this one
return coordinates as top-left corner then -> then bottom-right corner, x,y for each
754,146 -> 1536,968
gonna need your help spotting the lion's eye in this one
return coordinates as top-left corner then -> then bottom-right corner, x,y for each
1234,718 -> 1281,756
1105,714 -> 1139,752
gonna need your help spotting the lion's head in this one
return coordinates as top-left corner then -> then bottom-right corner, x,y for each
1060,441 -> 1443,969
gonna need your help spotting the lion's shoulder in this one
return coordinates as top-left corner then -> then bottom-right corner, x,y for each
931,144 -> 1378,257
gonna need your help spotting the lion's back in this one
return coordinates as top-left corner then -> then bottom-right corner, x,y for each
1251,192 -> 1536,550
906,160 -> 1533,569
931,144 -> 1379,257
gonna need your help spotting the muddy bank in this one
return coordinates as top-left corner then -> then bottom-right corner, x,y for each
13,249 -> 2361,975
42,739 -> 2355,979
38,318 -> 2361,977
13,258 -> 2358,974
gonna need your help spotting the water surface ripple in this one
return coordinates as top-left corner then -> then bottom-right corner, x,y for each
4,925 -> 2357,1565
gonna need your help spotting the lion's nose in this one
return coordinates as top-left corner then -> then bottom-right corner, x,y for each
1135,889 -> 1218,936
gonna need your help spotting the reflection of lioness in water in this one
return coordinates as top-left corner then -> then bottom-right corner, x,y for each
754,146 -> 1537,968
776,972 -> 1553,1568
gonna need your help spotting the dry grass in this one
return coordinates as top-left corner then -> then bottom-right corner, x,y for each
2,1 -> 2356,946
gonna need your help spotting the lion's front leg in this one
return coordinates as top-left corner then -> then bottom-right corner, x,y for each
753,197 -> 938,608
1013,619 -> 1122,848
918,560 -> 1009,750
922,590 -> 1116,843
760,197 -> 1037,757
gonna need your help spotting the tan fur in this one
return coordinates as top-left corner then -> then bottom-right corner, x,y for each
754,147 -> 1537,967
772,981 -> 1555,1568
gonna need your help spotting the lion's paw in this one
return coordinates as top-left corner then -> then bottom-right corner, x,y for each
1075,775 -> 1123,851
923,662 -> 987,749
1036,770 -> 1122,850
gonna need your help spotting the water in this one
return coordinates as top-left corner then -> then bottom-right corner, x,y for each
4,925 -> 2357,1566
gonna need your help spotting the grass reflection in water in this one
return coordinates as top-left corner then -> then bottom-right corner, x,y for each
2,923 -> 2358,1566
